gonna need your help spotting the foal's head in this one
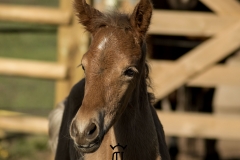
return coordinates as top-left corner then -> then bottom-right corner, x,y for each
70,0 -> 152,153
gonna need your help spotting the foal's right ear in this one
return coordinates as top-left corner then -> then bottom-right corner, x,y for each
74,0 -> 103,33
130,0 -> 152,37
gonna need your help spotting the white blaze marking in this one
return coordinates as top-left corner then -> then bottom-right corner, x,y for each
98,37 -> 108,50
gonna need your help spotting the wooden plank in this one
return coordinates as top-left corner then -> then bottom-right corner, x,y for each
149,10 -> 237,36
157,111 -> 240,140
151,21 -> 240,100
0,110 -> 23,116
188,65 -> 240,87
55,27 -> 72,104
0,116 -> 48,134
200,0 -> 240,17
119,0 -> 138,13
55,0 -> 75,104
214,86 -> 240,113
149,60 -> 240,87
68,0 -> 91,86
68,18 -> 88,86
0,58 -> 67,80
55,0 -> 90,104
149,60 -> 175,73
0,4 -> 71,25
0,111 -> 48,135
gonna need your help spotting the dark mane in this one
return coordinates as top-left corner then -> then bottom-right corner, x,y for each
145,62 -> 155,104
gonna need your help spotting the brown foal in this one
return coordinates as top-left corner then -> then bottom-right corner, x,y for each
50,0 -> 170,159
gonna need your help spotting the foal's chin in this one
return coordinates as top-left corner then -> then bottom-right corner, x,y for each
74,135 -> 103,153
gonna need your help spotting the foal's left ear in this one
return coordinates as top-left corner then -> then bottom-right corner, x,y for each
75,0 -> 103,33
130,0 -> 153,37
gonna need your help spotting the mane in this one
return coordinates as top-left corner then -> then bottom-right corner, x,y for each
145,62 -> 155,105
141,40 -> 155,105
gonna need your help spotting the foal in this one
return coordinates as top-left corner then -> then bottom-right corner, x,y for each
50,0 -> 170,159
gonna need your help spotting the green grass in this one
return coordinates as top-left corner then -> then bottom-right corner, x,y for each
0,134 -> 51,160
0,0 -> 59,159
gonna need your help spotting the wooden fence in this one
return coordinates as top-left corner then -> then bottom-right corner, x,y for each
0,0 -> 87,135
149,0 -> 240,140
0,0 -> 240,144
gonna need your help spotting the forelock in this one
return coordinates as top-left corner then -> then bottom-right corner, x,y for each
92,12 -> 132,31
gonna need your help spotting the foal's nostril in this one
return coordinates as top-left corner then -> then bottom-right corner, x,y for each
70,119 -> 100,147
86,123 -> 97,137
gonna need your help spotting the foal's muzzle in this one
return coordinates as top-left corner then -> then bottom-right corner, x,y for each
70,119 -> 102,153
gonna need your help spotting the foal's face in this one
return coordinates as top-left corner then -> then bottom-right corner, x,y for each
69,0 -> 152,153
70,27 -> 142,153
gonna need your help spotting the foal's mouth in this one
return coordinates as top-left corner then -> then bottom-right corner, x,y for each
75,137 -> 102,153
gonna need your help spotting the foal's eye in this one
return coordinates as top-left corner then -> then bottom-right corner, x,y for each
81,65 -> 85,71
124,68 -> 135,77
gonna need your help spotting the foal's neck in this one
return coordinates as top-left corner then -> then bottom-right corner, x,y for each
117,73 -> 150,128
111,73 -> 159,159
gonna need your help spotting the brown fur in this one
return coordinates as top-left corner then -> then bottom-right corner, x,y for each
54,0 -> 170,159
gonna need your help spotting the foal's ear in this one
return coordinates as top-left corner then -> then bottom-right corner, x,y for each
74,0 -> 103,33
130,0 -> 153,37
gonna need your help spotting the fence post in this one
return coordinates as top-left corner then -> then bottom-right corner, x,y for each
55,0 -> 89,104
55,0 -> 72,104
68,14 -> 89,87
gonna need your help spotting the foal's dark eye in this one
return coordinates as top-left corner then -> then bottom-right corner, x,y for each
124,68 -> 135,77
81,65 -> 85,71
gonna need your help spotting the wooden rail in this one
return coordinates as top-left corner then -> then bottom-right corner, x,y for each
149,10 -> 237,36
188,65 -> 240,87
200,0 -> 240,17
150,60 -> 240,87
0,110 -> 48,135
0,4 -> 71,25
0,58 -> 67,80
54,0 -> 89,103
151,21 -> 240,100
157,111 -> 240,140
3,109 -> 240,141
149,0 -> 240,142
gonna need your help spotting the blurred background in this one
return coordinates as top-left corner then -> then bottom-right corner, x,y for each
0,0 -> 58,160
0,0 -> 240,160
